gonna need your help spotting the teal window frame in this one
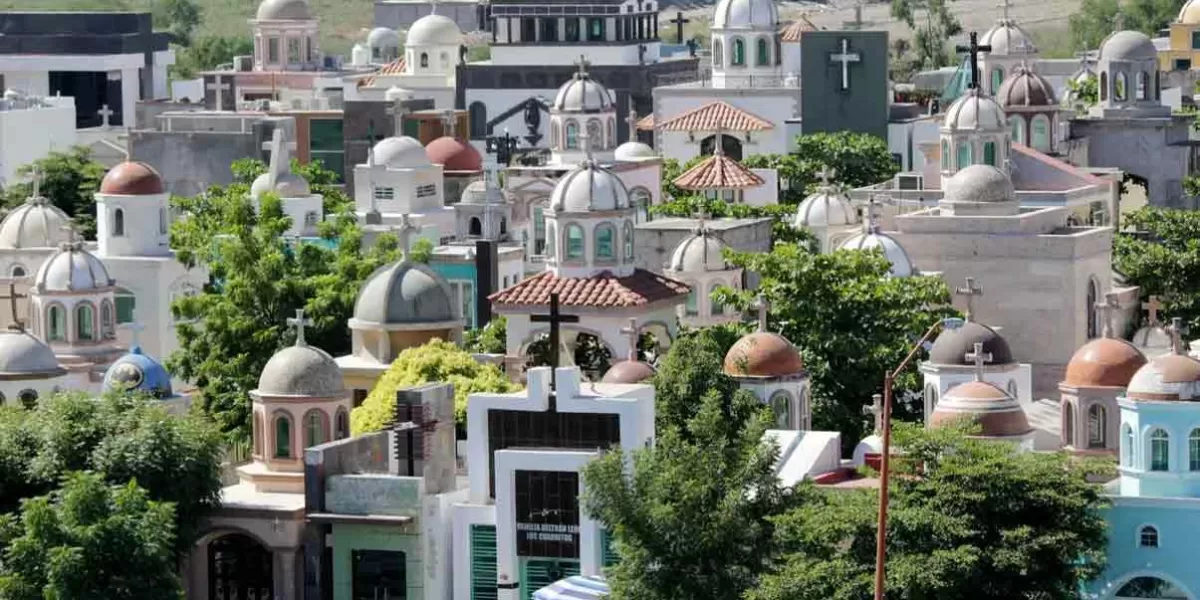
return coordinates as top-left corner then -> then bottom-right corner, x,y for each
275,415 -> 292,458
594,224 -> 615,260
565,224 -> 584,259
1150,428 -> 1170,471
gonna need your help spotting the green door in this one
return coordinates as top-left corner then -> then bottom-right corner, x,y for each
470,525 -> 498,600
520,558 -> 580,600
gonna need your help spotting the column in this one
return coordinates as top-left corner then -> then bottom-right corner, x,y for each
120,68 -> 138,126
274,548 -> 298,599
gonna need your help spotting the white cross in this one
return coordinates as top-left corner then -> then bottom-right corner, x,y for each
119,320 -> 145,348
262,127 -> 297,188
830,38 -> 861,91
816,165 -> 837,187
206,77 -> 232,111
287,308 -> 313,346
1096,292 -> 1120,338
965,341 -> 993,382
28,165 -> 42,200
996,0 -> 1013,21
954,276 -> 983,322
97,104 -> 113,130
397,214 -> 419,254
751,293 -> 769,332
625,108 -> 639,138
619,318 -> 640,361
1143,295 -> 1163,326
863,393 -> 884,435
574,54 -> 591,77
579,131 -> 594,161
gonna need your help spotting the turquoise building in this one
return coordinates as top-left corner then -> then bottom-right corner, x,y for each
1084,346 -> 1200,600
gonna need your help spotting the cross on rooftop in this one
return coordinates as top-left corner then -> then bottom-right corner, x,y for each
531,292 -> 580,394
97,104 -> 113,130
816,165 -> 837,188
954,277 -> 983,322
574,55 -> 591,77
441,108 -> 457,138
28,165 -> 42,200
119,320 -> 145,348
965,341 -> 993,382
287,308 -> 312,346
397,214 -> 419,254
625,108 -> 639,138
830,38 -> 862,91
863,393 -> 884,436
59,225 -> 80,249
751,293 -> 769,332
1096,292 -> 1120,338
619,318 -> 640,362
1143,295 -> 1163,325
1113,11 -> 1125,32
0,282 -> 26,331
670,11 -> 690,44
996,0 -> 1012,21
579,131 -> 594,162
955,32 -> 993,90
1170,317 -> 1188,355
712,127 -> 726,156
861,195 -> 881,233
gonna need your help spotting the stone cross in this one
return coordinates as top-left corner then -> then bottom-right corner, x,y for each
287,308 -> 312,346
441,108 -> 457,138
830,38 -> 861,91
956,32 -> 993,90
580,131 -> 594,161
965,341 -> 993,382
861,195 -> 881,233
816,165 -> 837,188
712,127 -> 726,156
752,293 -> 769,332
863,393 -> 884,435
97,104 -> 113,130
28,165 -> 42,201
60,225 -> 80,249
397,214 -> 418,254
954,276 -> 983,322
996,0 -> 1012,21
206,77 -> 231,111
531,292 -> 580,393
0,282 -> 26,331
1113,11 -> 1125,32
1096,291 -> 1120,338
264,127 -> 296,189
574,54 -> 591,77
119,320 -> 145,348
619,318 -> 639,361
625,108 -> 639,139
670,11 -> 690,44
1143,295 -> 1163,325
1170,317 -> 1188,355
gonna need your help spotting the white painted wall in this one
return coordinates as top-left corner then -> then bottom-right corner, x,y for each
0,98 -> 77,187
489,42 -> 660,66
653,92 -> 794,162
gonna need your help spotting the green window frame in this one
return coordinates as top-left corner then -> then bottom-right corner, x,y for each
1150,428 -> 1170,471
594,224 -> 615,260
732,38 -> 746,66
709,282 -> 725,316
1123,424 -> 1134,467
1190,428 -> 1200,471
623,221 -> 634,262
76,304 -> 94,341
470,525 -> 498,600
1192,31 -> 1200,49
565,224 -> 584,259
685,288 -> 698,316
1031,115 -> 1051,152
956,143 -> 972,170
991,67 -> 1004,93
983,141 -> 996,166
304,411 -> 325,448
756,38 -> 769,66
310,119 -> 345,183
274,415 -> 292,458
115,295 -> 136,324
940,140 -> 949,170
48,305 -> 65,341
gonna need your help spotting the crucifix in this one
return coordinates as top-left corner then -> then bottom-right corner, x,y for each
97,104 -> 114,130
574,54 -> 591,78
1170,317 -> 1189,355
287,308 -> 312,346
119,320 -> 145,349
830,38 -> 861,91
860,195 -> 881,233
531,292 -> 579,396
27,165 -> 42,201
863,393 -> 884,436
619,317 -> 640,362
670,11 -> 690,44
1096,291 -> 1120,338
0,282 -> 26,331
440,108 -> 458,139
751,293 -> 769,332
262,127 -> 297,191
394,396 -> 437,477
996,0 -> 1012,21
206,77 -> 232,111
954,276 -> 983,322
965,341 -> 993,382
60,225 -> 80,250
1143,295 -> 1163,325
955,32 -> 992,90
815,165 -> 837,189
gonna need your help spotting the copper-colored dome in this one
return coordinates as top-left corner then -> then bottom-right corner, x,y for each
600,360 -> 655,384
930,380 -> 1032,437
425,136 -> 482,172
1063,338 -> 1147,388
99,161 -> 165,195
723,332 -> 804,378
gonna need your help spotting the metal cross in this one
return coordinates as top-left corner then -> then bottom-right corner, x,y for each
965,341 -> 993,382
954,277 -> 983,322
1170,317 -> 1189,355
0,283 -> 26,331
1143,295 -> 1163,325
287,308 -> 312,346
955,32 -> 993,90
574,54 -> 591,77
97,104 -> 113,130
863,393 -> 884,435
530,292 -> 580,392
670,11 -> 690,44
119,320 -> 145,348
751,293 -> 769,332
830,38 -> 861,91
1096,292 -> 1120,338
619,317 -> 639,362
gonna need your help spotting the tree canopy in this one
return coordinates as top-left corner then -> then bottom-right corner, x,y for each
0,472 -> 182,600
890,0 -> 962,70
0,146 -> 107,239
1069,0 -> 1177,50
171,35 -> 253,80
1112,207 -> 1200,331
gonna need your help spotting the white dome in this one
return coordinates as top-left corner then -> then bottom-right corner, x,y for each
255,0 -> 312,20
979,21 -> 1037,56
549,160 -> 630,212
0,328 -> 63,376
372,136 -> 431,169
385,86 -> 413,101
460,179 -> 503,205
712,0 -> 778,29
250,172 -> 311,200
368,27 -> 401,49
553,73 -> 614,113
668,229 -> 730,272
838,229 -> 914,277
0,199 -> 71,249
407,13 -> 462,47
852,434 -> 883,467
943,89 -> 1007,131
34,243 -> 114,292
1100,30 -> 1158,61
256,343 -> 345,397
943,164 -> 1015,203
614,141 -> 658,162
794,188 -> 856,228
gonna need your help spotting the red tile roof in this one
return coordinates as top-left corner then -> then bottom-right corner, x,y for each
780,15 -> 819,42
636,114 -> 655,131
358,57 -> 407,88
657,101 -> 775,132
672,154 -> 766,190
489,270 -> 690,309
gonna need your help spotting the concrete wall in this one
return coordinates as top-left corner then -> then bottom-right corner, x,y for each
1067,116 -> 1195,208
634,217 -> 772,288
129,128 -> 264,196
0,98 -> 76,187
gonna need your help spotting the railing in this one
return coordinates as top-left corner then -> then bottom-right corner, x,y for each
655,67 -> 800,89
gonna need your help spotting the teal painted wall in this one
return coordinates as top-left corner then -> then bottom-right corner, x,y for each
333,523 -> 424,600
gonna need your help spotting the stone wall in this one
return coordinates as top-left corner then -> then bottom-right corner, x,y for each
634,217 -> 772,288
129,127 -> 265,196
1067,116 -> 1195,208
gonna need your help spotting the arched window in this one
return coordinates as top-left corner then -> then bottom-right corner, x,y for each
113,208 -> 125,237
586,119 -> 602,146
1099,71 -> 1108,101
10,265 -> 24,278
304,410 -> 326,448
1137,71 -> 1149,100
1088,405 -> 1106,448
983,141 -> 997,166
709,282 -> 725,316
594,223 -> 615,260
756,37 -> 769,66
274,414 -> 292,458
499,217 -> 507,236
47,305 -> 65,341
956,143 -> 972,170
1031,115 -> 1051,152
1150,428 -> 1170,471
469,102 -> 488,138
1139,526 -> 1159,548
940,139 -> 949,170
18,389 -> 36,410
100,300 -> 114,338
712,38 -> 724,68
420,52 -> 429,68
732,38 -> 746,66
623,221 -> 634,262
565,224 -> 584,259
1114,72 -> 1127,101
685,286 -> 698,315
565,121 -> 579,150
1122,423 -> 1134,467
75,304 -> 94,341
1009,116 -> 1025,145
1086,278 -> 1099,338
469,216 -> 482,237
253,412 -> 264,457
991,67 -> 1004,93
1116,576 -> 1187,598
606,119 -> 615,148
1190,428 -> 1200,471
769,390 -> 792,428
335,409 -> 349,440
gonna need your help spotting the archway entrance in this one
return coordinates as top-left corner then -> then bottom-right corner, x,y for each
700,134 -> 743,160
208,533 -> 274,600
1114,576 -> 1189,599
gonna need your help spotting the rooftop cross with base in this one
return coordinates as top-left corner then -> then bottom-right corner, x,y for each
965,341 -> 993,382
955,32 -> 993,90
119,320 -> 145,349
619,318 -> 640,362
1096,292 -> 1120,338
996,0 -> 1013,21
625,108 -> 639,139
1170,317 -> 1189,355
864,393 -> 884,435
816,165 -> 837,189
28,165 -> 43,202
954,277 -> 983,322
441,108 -> 458,138
531,292 -> 579,396
751,293 -> 769,332
670,11 -> 690,44
1143,295 -> 1163,326
287,308 -> 312,346
575,54 -> 591,78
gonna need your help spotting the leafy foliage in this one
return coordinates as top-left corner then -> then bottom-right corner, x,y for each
350,339 -> 517,435
719,243 -> 957,448
0,472 -> 183,600
650,326 -> 759,439
1112,207 -> 1200,331
168,162 -> 400,442
0,146 -> 106,239
464,316 -> 508,354
651,196 -> 816,247
1069,0 -> 1176,50
890,0 -> 962,70
171,35 -> 253,80
786,132 -> 901,194
1065,75 -> 1099,114
152,0 -> 201,44
749,424 -> 1110,600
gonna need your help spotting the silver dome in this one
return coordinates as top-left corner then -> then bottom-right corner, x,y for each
255,0 -> 312,20
353,261 -> 458,325
553,73 -> 614,113
372,136 -> 431,169
256,343 -> 344,397
549,161 -> 630,212
34,243 -> 114,292
0,329 -> 64,377
668,229 -> 731,273
942,89 -> 1007,131
0,199 -> 71,250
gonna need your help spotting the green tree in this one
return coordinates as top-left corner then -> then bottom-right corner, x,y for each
463,316 -> 508,354
0,472 -> 182,600
748,423 -> 1109,600
651,326 -> 759,439
720,243 -> 957,447
651,196 -> 816,247
1065,75 -> 1099,114
168,175 -> 400,442
788,132 -> 900,193
1069,0 -> 1177,50
1112,207 -> 1200,331
0,146 -> 106,239
890,0 -> 962,70
351,339 -> 517,435
153,0 -> 202,45
171,35 -> 254,80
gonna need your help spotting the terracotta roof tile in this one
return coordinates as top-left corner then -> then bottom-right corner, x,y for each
657,101 -> 775,132
358,57 -> 407,88
672,154 -> 765,190
780,16 -> 819,42
489,270 -> 690,309
636,114 -> 655,130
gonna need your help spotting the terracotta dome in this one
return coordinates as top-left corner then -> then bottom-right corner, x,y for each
425,136 -> 482,172
1063,337 -> 1147,388
930,380 -> 1032,437
600,360 -> 655,384
723,331 -> 804,378
99,161 -> 165,195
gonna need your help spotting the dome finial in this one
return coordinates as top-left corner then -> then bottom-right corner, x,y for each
751,293 -> 769,332
953,276 -> 983,322
692,207 -> 711,235
579,131 -> 595,165
815,164 -> 838,192
440,107 -> 458,139
26,165 -> 44,204
955,31 -> 993,90
861,195 -> 882,234
1096,291 -> 1119,338
619,317 -> 640,361
574,54 -> 591,79
965,341 -> 993,382
57,225 -> 81,252
287,308 -> 313,346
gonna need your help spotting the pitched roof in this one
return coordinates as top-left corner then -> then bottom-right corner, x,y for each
780,15 -> 819,42
672,154 -> 766,190
656,101 -> 775,132
357,56 -> 407,88
489,270 -> 690,309
636,114 -> 655,131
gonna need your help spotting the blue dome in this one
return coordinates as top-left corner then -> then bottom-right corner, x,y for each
103,346 -> 174,399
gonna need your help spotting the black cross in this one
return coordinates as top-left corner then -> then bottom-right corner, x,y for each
670,11 -> 690,44
394,400 -> 438,476
530,292 -> 579,398
955,32 -> 992,90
